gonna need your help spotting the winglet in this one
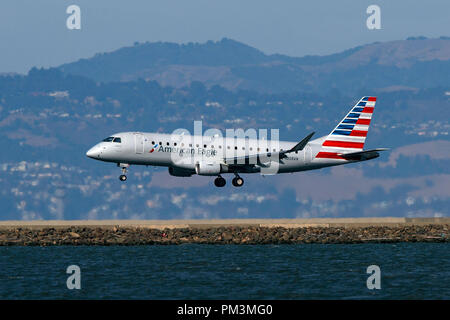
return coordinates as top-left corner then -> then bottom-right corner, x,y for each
289,132 -> 315,153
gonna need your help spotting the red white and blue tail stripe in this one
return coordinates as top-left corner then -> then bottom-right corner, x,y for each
316,96 -> 376,160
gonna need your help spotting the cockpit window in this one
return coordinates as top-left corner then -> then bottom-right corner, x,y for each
102,137 -> 114,142
113,137 -> 121,143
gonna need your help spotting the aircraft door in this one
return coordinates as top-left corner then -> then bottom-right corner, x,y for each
134,133 -> 144,154
304,145 -> 312,164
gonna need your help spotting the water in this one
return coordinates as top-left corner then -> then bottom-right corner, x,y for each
0,243 -> 449,299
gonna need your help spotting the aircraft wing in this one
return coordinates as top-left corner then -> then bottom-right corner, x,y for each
339,148 -> 389,161
223,132 -> 315,167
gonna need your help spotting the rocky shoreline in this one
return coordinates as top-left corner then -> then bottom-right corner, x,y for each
0,225 -> 449,245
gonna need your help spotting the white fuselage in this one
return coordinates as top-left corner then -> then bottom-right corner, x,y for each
85,96 -> 383,186
86,131 -> 348,176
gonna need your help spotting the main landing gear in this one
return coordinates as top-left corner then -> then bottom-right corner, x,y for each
232,175 -> 244,187
213,174 -> 244,187
118,163 -> 129,182
214,175 -> 226,187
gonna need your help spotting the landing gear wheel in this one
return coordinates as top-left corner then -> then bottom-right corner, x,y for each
118,163 -> 129,182
232,176 -> 244,187
214,176 -> 226,187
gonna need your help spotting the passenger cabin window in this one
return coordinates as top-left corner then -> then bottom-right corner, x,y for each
102,137 -> 114,142
113,137 -> 121,143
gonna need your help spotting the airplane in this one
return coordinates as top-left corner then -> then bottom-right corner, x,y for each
86,96 -> 387,187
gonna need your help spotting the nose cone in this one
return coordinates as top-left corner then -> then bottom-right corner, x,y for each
86,146 -> 100,159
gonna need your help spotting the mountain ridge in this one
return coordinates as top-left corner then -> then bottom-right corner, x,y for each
57,37 -> 450,94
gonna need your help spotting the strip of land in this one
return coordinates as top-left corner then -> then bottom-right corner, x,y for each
1,217 -> 450,230
0,218 -> 448,245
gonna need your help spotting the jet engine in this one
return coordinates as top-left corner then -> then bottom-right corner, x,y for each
195,162 -> 222,176
168,166 -> 194,177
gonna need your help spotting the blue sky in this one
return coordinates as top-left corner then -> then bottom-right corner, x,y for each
0,0 -> 449,73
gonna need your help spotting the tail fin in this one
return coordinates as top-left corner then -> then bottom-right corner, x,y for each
316,96 -> 376,159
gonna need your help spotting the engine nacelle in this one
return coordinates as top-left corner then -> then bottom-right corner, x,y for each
168,166 -> 194,177
195,162 -> 221,176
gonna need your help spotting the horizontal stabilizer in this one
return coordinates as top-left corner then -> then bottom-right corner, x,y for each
339,148 -> 389,161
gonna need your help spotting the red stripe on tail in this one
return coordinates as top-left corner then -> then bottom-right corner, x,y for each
356,118 -> 371,125
316,152 -> 345,159
350,130 -> 368,137
322,141 -> 364,149
362,107 -> 374,113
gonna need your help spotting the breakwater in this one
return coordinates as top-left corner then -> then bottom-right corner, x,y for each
0,218 -> 448,245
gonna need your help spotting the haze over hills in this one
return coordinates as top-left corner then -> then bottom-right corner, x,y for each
58,37 -> 450,93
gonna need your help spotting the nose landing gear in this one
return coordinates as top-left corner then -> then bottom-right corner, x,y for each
118,163 -> 129,182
